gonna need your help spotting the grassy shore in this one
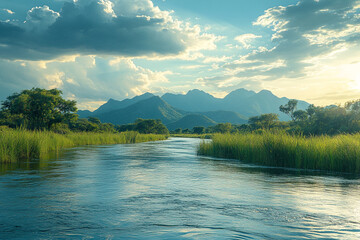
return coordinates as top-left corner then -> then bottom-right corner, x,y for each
170,134 -> 213,139
198,131 -> 360,174
0,128 -> 168,163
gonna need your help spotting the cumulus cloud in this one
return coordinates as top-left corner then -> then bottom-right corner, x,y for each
0,0 -> 217,60
25,5 -> 60,31
215,0 -> 360,84
0,56 -> 173,109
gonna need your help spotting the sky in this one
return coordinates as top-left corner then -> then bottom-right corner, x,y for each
0,0 -> 359,110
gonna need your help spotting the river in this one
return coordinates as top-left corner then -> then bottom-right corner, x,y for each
1,138 -> 360,239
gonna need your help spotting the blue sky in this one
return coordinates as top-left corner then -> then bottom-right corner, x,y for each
0,0 -> 359,110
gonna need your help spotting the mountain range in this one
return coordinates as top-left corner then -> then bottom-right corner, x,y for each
78,88 -> 310,130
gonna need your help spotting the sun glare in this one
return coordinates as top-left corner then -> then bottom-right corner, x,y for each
340,62 -> 360,90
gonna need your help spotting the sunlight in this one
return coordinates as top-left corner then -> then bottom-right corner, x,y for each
340,62 -> 360,90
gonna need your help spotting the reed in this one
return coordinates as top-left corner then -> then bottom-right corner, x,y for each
198,131 -> 360,173
0,128 -> 167,163
170,134 -> 213,139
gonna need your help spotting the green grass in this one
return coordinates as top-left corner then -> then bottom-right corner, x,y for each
198,131 -> 360,173
0,128 -> 168,163
170,133 -> 213,139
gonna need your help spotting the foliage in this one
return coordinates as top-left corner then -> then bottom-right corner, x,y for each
207,123 -> 232,133
249,113 -> 279,129
198,131 -> 360,173
193,126 -> 205,134
292,110 -> 308,122
70,118 -> 116,133
117,118 -> 169,134
0,128 -> 168,163
279,99 -> 298,120
171,133 -> 212,139
0,88 -> 77,130
174,128 -> 182,134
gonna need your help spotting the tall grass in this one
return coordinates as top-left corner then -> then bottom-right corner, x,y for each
170,133 -> 213,139
0,128 -> 167,163
198,131 -> 360,173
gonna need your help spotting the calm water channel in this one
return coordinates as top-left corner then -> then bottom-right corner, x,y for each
1,138 -> 360,239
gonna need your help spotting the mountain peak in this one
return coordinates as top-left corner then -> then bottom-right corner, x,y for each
107,98 -> 119,103
187,89 -> 208,95
257,89 -> 274,96
140,92 -> 154,97
225,88 -> 256,99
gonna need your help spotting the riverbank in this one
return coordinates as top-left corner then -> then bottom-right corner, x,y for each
0,128 -> 168,163
198,132 -> 360,173
170,133 -> 212,139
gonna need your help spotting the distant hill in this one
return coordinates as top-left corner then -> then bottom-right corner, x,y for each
77,92 -> 155,118
166,114 -> 217,131
93,96 -> 184,125
200,111 -> 248,124
162,89 -> 220,112
77,110 -> 93,119
77,88 -> 310,127
162,88 -> 309,120
94,92 -> 154,115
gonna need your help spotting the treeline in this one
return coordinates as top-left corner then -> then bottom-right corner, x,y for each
248,99 -> 360,135
0,88 -> 169,135
174,99 -> 360,136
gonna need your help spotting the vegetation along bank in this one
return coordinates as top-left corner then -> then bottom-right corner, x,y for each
0,128 -> 167,163
198,131 -> 360,174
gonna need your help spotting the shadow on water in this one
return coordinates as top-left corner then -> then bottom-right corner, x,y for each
0,151 -> 66,175
198,155 -> 360,180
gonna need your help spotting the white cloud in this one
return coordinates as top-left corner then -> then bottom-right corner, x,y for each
25,5 -> 60,31
2,9 -> 15,14
203,55 -> 232,63
234,34 -> 262,49
0,0 -> 219,60
0,55 -> 174,109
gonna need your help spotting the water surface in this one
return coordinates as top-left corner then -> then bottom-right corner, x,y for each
1,138 -> 360,239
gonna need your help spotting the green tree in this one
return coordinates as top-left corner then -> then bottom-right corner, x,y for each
193,126 -> 205,134
249,113 -> 279,129
88,117 -> 101,125
292,110 -> 308,122
345,99 -> 360,112
1,88 -> 77,130
213,123 -> 232,133
174,128 -> 182,134
280,99 -> 298,121
134,119 -> 169,134
70,119 -> 99,132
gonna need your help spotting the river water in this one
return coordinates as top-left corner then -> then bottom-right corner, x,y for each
1,138 -> 360,239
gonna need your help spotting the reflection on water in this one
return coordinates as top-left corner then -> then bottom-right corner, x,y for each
1,138 -> 360,239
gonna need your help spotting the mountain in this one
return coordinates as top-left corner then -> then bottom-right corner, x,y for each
93,96 -> 183,125
93,92 -> 155,115
166,114 -> 217,131
77,92 -> 155,118
162,88 -> 310,120
78,88 -> 310,127
223,88 -> 256,102
77,110 -> 93,119
162,89 -> 220,112
200,111 -> 248,124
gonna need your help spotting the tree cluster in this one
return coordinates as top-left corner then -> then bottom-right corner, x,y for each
0,88 -> 169,135
116,119 -> 169,135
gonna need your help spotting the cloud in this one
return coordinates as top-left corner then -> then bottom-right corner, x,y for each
210,0 -> 360,86
234,34 -> 262,49
0,56 -> 173,109
0,0 -> 217,60
2,9 -> 14,15
25,5 -> 60,31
